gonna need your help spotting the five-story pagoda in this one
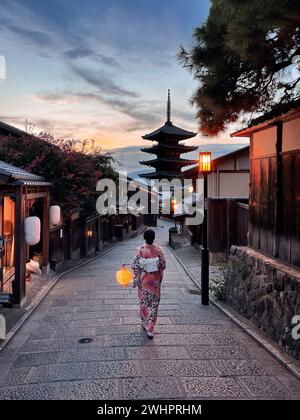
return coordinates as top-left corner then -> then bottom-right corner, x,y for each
139,90 -> 198,180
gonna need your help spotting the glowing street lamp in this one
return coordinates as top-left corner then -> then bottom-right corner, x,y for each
171,198 -> 177,212
199,152 -> 212,306
199,152 -> 212,173
188,185 -> 194,193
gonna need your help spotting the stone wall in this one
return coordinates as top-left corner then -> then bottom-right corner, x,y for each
226,246 -> 300,360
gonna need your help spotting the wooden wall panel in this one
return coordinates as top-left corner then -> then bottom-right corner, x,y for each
71,218 -> 82,254
279,154 -> 293,263
234,203 -> 249,247
86,219 -> 97,254
267,157 -> 276,255
290,152 -> 300,266
208,199 -> 228,253
49,228 -> 64,265
259,159 -> 269,252
250,159 -> 260,249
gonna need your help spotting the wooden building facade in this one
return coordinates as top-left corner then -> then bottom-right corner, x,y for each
0,161 -> 51,305
184,146 -> 250,259
0,121 -> 146,308
49,211 -> 144,272
232,103 -> 300,267
226,101 -> 300,360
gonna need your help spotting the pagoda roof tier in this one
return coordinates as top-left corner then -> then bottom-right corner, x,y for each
139,170 -> 185,180
140,91 -> 198,182
143,122 -> 197,141
140,157 -> 198,167
141,143 -> 198,155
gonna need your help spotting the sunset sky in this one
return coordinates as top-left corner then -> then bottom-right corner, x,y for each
0,0 -> 248,173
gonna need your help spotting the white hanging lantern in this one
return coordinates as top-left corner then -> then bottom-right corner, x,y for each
50,205 -> 61,226
24,216 -> 41,246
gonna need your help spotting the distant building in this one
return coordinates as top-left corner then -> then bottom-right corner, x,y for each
183,146 -> 250,259
184,145 -> 250,199
231,101 -> 300,267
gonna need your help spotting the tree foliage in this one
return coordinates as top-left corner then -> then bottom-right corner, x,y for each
179,0 -> 300,135
0,132 -> 115,216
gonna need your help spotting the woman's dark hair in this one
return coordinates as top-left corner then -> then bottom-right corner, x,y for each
144,229 -> 155,245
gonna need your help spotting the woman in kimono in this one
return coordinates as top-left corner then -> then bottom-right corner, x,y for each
132,229 -> 166,339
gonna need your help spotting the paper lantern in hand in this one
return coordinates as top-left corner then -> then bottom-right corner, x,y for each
116,265 -> 132,287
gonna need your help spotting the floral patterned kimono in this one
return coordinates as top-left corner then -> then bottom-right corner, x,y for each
132,243 -> 166,333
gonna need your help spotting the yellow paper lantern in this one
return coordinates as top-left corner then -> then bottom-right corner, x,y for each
116,266 -> 132,287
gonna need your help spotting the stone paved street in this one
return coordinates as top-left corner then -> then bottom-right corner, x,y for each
0,224 -> 300,400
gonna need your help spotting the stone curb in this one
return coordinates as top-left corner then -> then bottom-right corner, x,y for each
168,245 -> 300,381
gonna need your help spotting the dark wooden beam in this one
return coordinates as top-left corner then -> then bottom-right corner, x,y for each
0,196 -> 3,291
25,192 -> 48,200
214,170 -> 249,174
42,192 -> 50,268
14,186 -> 25,304
273,122 -> 283,258
248,136 -> 254,247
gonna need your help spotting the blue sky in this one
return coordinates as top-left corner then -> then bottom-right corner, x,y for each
0,0 -> 248,171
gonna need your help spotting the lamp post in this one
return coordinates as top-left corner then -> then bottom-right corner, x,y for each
199,152 -> 212,306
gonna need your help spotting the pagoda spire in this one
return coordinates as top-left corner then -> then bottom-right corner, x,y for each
167,89 -> 171,124
140,91 -> 198,181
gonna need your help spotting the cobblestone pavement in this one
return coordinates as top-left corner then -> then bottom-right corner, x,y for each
0,224 -> 300,400
174,244 -> 226,289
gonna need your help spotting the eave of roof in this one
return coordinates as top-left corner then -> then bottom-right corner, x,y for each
141,144 -> 198,154
231,100 -> 300,138
139,170 -> 185,179
0,160 -> 46,183
0,121 -> 27,137
143,122 -> 197,140
13,180 -> 52,187
140,157 -> 198,166
212,145 -> 249,161
183,145 -> 250,174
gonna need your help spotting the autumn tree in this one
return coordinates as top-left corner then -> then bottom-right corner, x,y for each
179,0 -> 300,136
0,132 -> 115,216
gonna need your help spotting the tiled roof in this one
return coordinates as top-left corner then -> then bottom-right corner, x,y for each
143,122 -> 197,140
232,98 -> 300,137
183,145 -> 250,175
0,121 -> 26,137
248,98 -> 300,127
0,160 -> 45,182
